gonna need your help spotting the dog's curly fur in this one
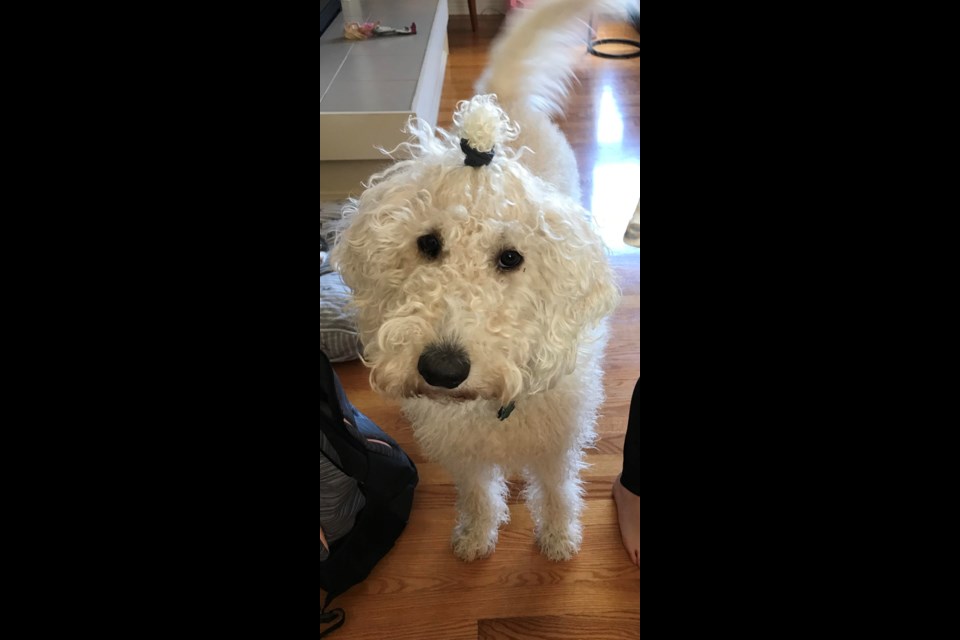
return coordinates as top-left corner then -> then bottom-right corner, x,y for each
332,0 -> 631,562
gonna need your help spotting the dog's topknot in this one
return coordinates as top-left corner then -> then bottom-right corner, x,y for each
453,94 -> 520,162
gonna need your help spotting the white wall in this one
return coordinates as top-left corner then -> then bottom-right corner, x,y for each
448,0 -> 508,15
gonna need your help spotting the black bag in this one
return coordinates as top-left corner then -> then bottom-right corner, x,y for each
320,349 -> 418,637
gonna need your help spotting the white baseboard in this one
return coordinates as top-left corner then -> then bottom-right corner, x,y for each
447,0 -> 508,16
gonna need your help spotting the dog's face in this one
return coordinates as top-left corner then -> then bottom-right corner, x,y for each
332,120 -> 619,407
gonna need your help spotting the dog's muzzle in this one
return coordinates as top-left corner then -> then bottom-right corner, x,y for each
417,343 -> 470,389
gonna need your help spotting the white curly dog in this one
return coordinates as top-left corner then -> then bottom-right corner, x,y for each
332,0 -> 631,562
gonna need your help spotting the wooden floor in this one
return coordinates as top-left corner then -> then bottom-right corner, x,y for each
326,14 -> 640,639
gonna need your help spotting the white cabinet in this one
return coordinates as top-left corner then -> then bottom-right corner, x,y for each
320,0 -> 449,198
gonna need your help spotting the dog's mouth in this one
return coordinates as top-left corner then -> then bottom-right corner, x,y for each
412,386 -> 517,420
411,384 -> 479,402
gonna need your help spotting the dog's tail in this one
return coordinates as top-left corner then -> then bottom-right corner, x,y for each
476,0 -> 637,118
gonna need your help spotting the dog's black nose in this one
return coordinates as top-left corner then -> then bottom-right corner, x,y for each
417,343 -> 470,389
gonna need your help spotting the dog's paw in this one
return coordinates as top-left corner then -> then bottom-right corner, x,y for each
451,525 -> 497,562
537,523 -> 582,562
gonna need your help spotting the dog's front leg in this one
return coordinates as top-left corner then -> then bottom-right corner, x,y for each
524,452 -> 585,561
449,464 -> 510,562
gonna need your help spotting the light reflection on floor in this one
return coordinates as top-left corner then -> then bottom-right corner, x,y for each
592,161 -> 640,254
586,84 -> 639,255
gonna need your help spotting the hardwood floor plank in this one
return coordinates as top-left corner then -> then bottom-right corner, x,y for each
479,611 -> 640,640
342,502 -> 638,599
328,614 -> 477,640
336,581 -> 639,632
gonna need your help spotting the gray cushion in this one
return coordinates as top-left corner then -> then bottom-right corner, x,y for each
321,252 -> 361,362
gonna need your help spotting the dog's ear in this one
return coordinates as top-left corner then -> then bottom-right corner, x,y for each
329,200 -> 366,295
329,199 -> 393,360
566,248 -> 620,339
329,196 -> 398,331
521,203 -> 620,391
577,249 -> 621,329
538,203 -> 621,334
329,183 -> 427,325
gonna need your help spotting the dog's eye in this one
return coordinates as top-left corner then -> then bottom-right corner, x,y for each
417,233 -> 442,260
497,249 -> 524,271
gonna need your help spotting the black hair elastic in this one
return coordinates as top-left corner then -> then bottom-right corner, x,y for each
460,138 -> 495,167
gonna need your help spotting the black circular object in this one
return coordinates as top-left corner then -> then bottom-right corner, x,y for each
460,138 -> 495,167
588,38 -> 640,59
